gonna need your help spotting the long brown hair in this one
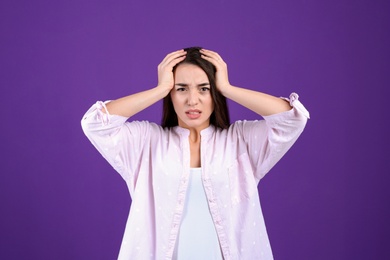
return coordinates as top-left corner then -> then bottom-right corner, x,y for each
161,47 -> 230,129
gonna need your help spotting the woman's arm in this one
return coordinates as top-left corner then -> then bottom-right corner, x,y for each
105,49 -> 186,117
200,49 -> 291,116
219,86 -> 292,116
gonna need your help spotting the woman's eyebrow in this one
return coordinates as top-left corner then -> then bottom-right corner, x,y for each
175,83 -> 189,87
174,83 -> 210,87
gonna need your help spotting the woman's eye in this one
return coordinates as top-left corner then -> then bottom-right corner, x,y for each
176,87 -> 186,91
200,87 -> 210,92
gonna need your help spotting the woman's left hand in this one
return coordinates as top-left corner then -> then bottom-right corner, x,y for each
200,49 -> 231,94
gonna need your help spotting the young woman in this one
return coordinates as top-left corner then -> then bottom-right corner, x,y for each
81,47 -> 310,260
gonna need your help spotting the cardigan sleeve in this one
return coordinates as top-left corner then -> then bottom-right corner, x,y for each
237,93 -> 310,182
81,101 -> 152,189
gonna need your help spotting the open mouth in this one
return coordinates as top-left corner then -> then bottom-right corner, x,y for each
186,110 -> 201,119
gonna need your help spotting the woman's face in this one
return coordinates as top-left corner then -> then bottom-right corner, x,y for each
171,63 -> 214,131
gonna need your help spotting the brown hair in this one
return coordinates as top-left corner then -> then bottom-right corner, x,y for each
161,47 -> 230,129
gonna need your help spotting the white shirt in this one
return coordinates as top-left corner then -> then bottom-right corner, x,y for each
173,168 -> 223,259
81,93 -> 310,259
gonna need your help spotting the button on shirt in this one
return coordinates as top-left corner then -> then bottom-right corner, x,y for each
81,93 -> 310,260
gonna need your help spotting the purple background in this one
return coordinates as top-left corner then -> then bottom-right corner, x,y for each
1,0 -> 389,259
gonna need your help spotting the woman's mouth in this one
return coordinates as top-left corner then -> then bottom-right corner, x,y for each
186,110 -> 201,119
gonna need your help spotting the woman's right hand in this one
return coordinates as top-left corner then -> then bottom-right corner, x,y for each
102,50 -> 186,118
157,49 -> 187,91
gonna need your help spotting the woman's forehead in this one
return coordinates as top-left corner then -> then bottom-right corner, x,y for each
174,64 -> 208,81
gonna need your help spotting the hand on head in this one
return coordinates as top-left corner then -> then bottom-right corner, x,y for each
157,48 -> 231,94
157,49 -> 187,91
199,49 -> 231,94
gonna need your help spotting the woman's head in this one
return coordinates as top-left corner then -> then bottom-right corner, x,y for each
162,47 -> 230,129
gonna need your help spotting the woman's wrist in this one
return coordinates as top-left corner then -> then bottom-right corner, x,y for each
218,84 -> 234,97
155,84 -> 173,96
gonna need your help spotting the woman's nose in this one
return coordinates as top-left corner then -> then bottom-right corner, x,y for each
187,90 -> 199,106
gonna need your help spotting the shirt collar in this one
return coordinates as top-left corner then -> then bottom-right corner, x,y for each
173,124 -> 215,137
